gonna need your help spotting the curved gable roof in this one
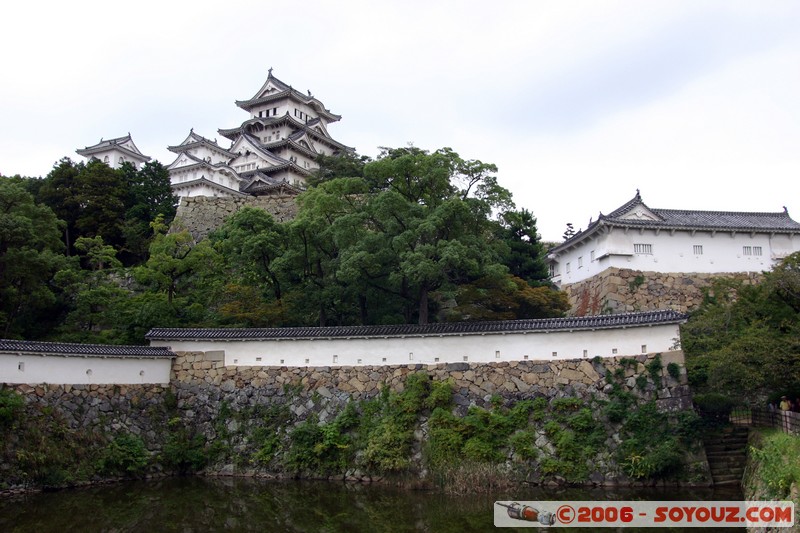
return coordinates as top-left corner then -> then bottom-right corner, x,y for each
550,191 -> 800,254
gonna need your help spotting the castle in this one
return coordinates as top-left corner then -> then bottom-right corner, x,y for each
76,70 -> 352,198
549,191 -> 800,315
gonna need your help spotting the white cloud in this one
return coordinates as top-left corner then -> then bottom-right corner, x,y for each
1,1 -> 799,242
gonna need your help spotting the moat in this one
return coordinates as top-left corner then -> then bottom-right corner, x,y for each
0,477 -> 745,532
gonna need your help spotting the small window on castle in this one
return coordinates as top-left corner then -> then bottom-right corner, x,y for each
280,359 -> 284,364
583,350 -> 588,358
549,264 -> 556,277
566,263 -> 571,273
552,351 -> 557,357
18,362 -> 24,372
435,357 -> 440,362
118,157 -> 124,165
641,345 -> 647,353
463,356 -> 468,362
233,359 -> 238,364
495,350 -> 500,359
612,349 -> 618,355
273,108 -> 277,115
409,352 -> 413,360
578,256 -> 583,268
743,246 -> 752,256
333,355 -> 338,363
304,358 -> 310,364
104,156 -> 109,163
382,357 -> 387,362
753,246 -> 762,256
693,245 -> 703,255
590,250 -> 595,261
523,355 -> 529,360
634,243 -> 652,254
256,357 -> 262,362
357,358 -> 362,364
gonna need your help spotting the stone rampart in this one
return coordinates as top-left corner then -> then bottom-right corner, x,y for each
6,351 -> 704,487
172,195 -> 298,240
565,268 -> 763,316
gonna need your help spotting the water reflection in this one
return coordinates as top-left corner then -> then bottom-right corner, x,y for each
0,477 -> 745,532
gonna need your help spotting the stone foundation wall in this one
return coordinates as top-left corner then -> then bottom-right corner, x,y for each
11,351 -> 691,441
565,268 -> 763,316
172,195 -> 298,240
6,351 -> 703,486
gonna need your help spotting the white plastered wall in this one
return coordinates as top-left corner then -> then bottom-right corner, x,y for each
150,322 -> 681,368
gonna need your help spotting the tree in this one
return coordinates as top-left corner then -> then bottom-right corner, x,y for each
38,158 -> 82,253
495,209 -> 550,285
682,255 -> 800,400
120,161 -> 178,264
563,222 -> 576,240
0,179 -> 68,337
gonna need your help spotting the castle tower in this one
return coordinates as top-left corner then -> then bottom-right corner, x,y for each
168,69 -> 353,198
76,134 -> 151,169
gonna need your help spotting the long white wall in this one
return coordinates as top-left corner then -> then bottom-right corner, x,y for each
0,355 -> 172,385
150,322 -> 681,367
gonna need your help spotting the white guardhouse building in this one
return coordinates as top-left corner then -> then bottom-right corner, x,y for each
167,69 -> 352,198
0,339 -> 174,385
76,134 -> 151,169
146,310 -> 685,368
548,192 -> 800,287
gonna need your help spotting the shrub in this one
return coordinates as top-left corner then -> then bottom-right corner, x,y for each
0,388 -> 24,429
97,433 -> 149,476
693,392 -> 736,425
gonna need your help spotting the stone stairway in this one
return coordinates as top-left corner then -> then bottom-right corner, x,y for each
704,426 -> 749,486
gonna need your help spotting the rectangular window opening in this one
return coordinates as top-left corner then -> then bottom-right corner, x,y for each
583,349 -> 588,358
634,243 -> 653,254
255,357 -> 262,362
434,357 -> 440,362
462,356 -> 468,362
495,350 -> 500,359
523,355 -> 529,360
409,352 -> 413,360
18,362 -> 24,372
753,246 -> 762,256
612,349 -> 618,355
641,345 -> 647,353
551,351 -> 557,357
693,245 -> 703,255
333,355 -> 338,363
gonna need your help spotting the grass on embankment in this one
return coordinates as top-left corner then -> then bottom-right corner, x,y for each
743,429 -> 800,506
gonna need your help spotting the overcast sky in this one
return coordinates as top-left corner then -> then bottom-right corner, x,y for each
2,1 -> 799,241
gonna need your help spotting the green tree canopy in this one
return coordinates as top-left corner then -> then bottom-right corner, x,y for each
0,179 -> 68,337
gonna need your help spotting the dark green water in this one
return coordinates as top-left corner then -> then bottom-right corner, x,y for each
0,477 -> 745,532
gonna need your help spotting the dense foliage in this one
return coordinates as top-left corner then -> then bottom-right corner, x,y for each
0,147 -> 565,342
681,252 -> 800,401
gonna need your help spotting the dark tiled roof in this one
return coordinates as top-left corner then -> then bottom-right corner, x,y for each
551,192 -> 800,253
0,339 -> 175,358
603,191 -> 800,231
76,134 -> 150,161
146,310 -> 686,341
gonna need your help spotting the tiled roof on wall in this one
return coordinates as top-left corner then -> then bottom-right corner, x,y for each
0,339 -> 175,358
145,310 -> 686,341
